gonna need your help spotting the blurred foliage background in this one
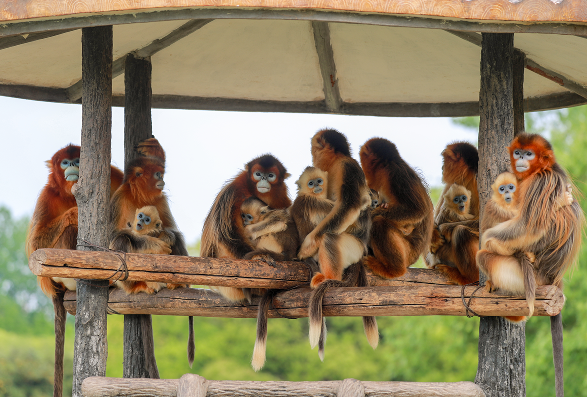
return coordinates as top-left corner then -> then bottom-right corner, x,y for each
1,106 -> 586,396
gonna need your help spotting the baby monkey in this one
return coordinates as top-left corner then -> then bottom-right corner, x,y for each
110,206 -> 175,295
240,197 -> 299,372
240,197 -> 299,262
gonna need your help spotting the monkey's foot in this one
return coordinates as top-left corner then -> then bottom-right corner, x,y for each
310,273 -> 327,288
298,235 -> 320,259
256,256 -> 278,267
484,280 -> 497,293
166,283 -> 187,290
525,252 -> 536,263
363,256 -> 407,280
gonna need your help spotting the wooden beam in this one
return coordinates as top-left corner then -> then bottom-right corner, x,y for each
63,283 -> 564,318
0,28 -> 76,51
71,26 -> 113,397
476,33 -> 524,397
446,30 -> 587,100
82,376 -> 486,397
29,248 -> 457,289
311,21 -> 342,112
3,8 -> 587,40
67,19 -> 213,102
123,53 -> 159,380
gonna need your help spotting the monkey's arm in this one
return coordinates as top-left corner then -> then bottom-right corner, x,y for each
245,215 -> 289,241
157,198 -> 188,256
110,230 -> 172,255
27,206 -> 78,256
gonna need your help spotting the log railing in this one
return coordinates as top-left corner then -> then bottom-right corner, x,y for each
82,374 -> 486,397
31,249 -> 564,319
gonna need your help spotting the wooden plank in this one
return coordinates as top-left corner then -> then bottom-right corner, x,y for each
71,26 -> 113,397
0,28 -> 76,50
3,0 -> 587,26
82,376 -> 485,397
67,19 -> 213,102
63,284 -> 565,318
3,8 -> 587,41
476,33 -> 524,397
29,248 -> 457,288
311,21 -> 342,112
447,30 -> 587,100
177,374 -> 208,397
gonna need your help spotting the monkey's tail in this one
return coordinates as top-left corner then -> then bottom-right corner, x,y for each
141,315 -> 160,379
252,289 -> 277,371
53,291 -> 66,397
356,262 -> 379,349
187,316 -> 195,368
551,312 -> 564,397
308,280 -> 339,349
521,253 -> 536,319
318,318 -> 327,361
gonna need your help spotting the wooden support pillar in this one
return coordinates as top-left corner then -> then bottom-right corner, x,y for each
513,49 -> 526,136
475,33 -> 525,397
122,53 -> 159,379
71,26 -> 113,397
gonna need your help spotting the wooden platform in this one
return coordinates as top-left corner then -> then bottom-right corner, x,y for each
30,249 -> 564,319
82,374 -> 486,397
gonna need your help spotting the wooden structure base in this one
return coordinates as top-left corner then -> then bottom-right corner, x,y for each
82,374 -> 486,397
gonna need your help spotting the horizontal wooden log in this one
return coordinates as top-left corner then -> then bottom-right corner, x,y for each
82,376 -> 485,397
63,284 -> 564,319
29,248 -> 454,289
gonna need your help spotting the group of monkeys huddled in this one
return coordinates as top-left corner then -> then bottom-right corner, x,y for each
26,129 -> 583,396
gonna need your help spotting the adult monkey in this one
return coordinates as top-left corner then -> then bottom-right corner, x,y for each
297,130 -> 377,353
478,133 -> 584,397
26,144 -> 123,397
200,154 -> 291,302
359,138 -> 434,279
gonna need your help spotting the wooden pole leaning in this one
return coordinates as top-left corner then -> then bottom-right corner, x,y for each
475,33 -> 525,397
71,26 -> 113,397
123,52 -> 160,379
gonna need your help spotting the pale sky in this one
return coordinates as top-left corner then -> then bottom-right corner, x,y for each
0,96 -> 476,244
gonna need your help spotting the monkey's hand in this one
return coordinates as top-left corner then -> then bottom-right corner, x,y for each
429,227 -> 445,253
482,237 -> 514,256
63,207 -> 79,227
438,222 -> 454,244
144,236 -> 172,255
525,252 -> 536,263
298,233 -> 320,259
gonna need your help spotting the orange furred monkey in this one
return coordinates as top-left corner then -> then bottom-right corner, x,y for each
477,134 -> 583,397
200,154 -> 291,302
425,184 -> 479,285
359,138 -> 434,279
26,144 -> 123,397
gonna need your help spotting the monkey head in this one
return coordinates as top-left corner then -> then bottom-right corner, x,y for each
491,172 -> 518,207
359,138 -> 402,194
135,137 -> 166,163
369,189 -> 381,208
311,129 -> 351,170
508,134 -> 555,180
441,142 -> 479,184
245,155 -> 289,195
296,166 -> 328,198
125,157 -> 165,200
241,197 -> 269,226
48,144 -> 81,194
132,206 -> 163,236
444,184 -> 471,216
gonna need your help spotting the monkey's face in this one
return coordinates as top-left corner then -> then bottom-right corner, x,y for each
250,165 -> 279,194
452,194 -> 469,214
498,182 -> 516,204
296,168 -> 328,198
131,163 -> 165,195
306,176 -> 325,195
508,135 -> 555,180
241,198 -> 266,225
50,144 -> 81,193
512,148 -> 535,175
133,206 -> 163,235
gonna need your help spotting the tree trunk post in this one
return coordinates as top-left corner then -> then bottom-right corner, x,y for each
513,49 -> 526,136
71,26 -> 113,397
123,53 -> 159,379
475,33 -> 526,397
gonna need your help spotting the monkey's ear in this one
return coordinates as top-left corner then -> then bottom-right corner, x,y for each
284,172 -> 291,180
127,222 -> 132,228
244,164 -> 249,172
156,222 -> 162,228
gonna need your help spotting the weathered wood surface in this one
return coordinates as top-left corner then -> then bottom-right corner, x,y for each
71,25 -> 113,397
30,248 -> 456,288
82,376 -> 486,397
63,284 -> 564,318
2,0 -> 587,25
476,33 -> 525,397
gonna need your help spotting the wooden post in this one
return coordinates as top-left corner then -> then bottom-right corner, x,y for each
475,33 -> 525,397
71,26 -> 113,397
513,49 -> 525,136
123,53 -> 159,379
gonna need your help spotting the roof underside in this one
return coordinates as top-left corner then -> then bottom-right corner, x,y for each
1,4 -> 587,116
